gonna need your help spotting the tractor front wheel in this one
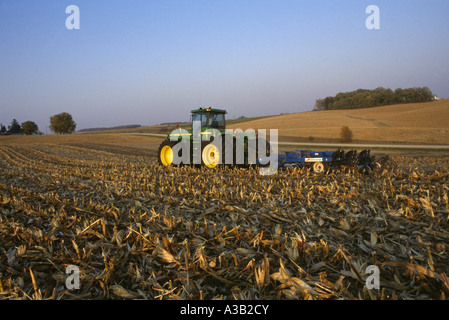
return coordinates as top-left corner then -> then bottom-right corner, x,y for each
201,142 -> 221,168
158,140 -> 175,166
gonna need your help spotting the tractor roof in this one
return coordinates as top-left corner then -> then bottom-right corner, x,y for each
191,107 -> 227,114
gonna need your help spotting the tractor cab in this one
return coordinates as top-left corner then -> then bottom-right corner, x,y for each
191,107 -> 227,131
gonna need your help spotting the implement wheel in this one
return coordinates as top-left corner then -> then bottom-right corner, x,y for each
313,162 -> 325,173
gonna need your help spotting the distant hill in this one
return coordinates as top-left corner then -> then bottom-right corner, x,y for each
78,124 -> 141,133
227,99 -> 449,145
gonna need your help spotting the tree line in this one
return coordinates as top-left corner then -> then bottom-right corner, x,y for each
0,119 -> 40,135
1,112 -> 76,135
314,87 -> 436,111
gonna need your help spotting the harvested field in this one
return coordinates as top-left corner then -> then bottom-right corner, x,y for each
0,139 -> 449,300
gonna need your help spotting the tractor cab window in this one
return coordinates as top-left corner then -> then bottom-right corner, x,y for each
191,113 -> 208,127
192,112 -> 225,128
192,113 -> 201,124
207,113 -> 225,129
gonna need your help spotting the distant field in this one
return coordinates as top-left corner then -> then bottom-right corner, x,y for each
0,133 -> 162,157
227,99 -> 449,145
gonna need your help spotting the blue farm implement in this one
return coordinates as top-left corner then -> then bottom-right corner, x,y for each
262,149 -> 396,174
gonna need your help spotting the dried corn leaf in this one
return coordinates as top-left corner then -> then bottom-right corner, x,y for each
110,284 -> 140,299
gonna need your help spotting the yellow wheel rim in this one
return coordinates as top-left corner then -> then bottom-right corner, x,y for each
160,145 -> 173,166
202,144 -> 220,168
313,162 -> 324,173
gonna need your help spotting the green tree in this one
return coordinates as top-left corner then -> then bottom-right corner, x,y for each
324,96 -> 335,110
50,112 -> 76,134
383,88 -> 395,105
0,123 -> 6,133
8,119 -> 21,133
403,88 -> 416,103
21,121 -> 39,135
394,88 -> 405,104
314,99 -> 327,111
416,87 -> 433,102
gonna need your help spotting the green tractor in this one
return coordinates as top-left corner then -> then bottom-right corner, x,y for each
158,107 -> 270,167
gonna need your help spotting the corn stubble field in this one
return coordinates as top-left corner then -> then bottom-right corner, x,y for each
0,136 -> 449,300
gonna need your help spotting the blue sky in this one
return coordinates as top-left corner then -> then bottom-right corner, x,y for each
1,0 -> 448,131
